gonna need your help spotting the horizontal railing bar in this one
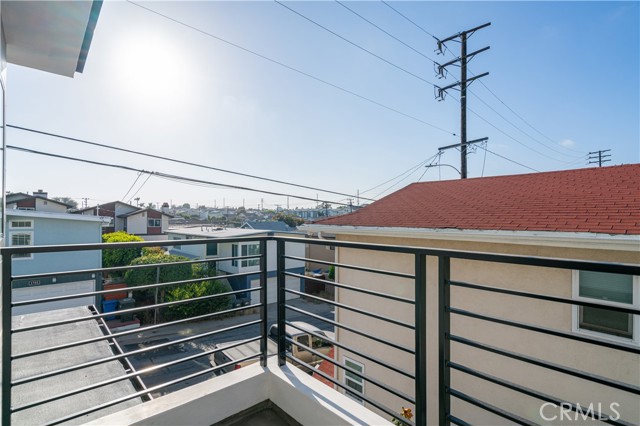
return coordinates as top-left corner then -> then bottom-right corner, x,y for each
285,271 -> 415,304
13,287 -> 260,334
449,334 -> 640,395
448,415 -> 472,426
283,353 -> 414,426
42,352 -> 261,426
449,362 -> 634,426
448,388 -> 537,426
281,236 -> 640,275
2,235 -> 269,255
13,336 -> 261,413
450,280 -> 640,315
13,302 -> 260,360
11,255 -> 255,281
286,319 -> 414,379
12,319 -> 261,386
12,274 -> 256,307
285,289 -> 414,330
285,334 -> 415,405
283,255 -> 414,279
449,307 -> 640,355
4,235 -> 637,276
285,304 -> 414,355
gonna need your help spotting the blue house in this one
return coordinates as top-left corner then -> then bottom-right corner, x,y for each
7,209 -> 106,315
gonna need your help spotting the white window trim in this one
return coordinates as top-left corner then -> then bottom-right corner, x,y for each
9,220 -> 33,229
10,231 -> 34,260
571,270 -> 640,345
343,356 -> 365,405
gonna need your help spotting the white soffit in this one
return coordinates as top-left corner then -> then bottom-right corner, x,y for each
3,0 -> 101,77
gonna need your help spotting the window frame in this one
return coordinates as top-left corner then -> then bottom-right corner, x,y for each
343,356 -> 365,405
147,218 -> 161,227
10,231 -> 34,260
206,242 -> 218,257
9,220 -> 33,229
232,243 -> 260,268
572,270 -> 639,345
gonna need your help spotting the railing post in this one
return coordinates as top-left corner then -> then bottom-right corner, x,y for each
415,253 -> 427,426
259,239 -> 268,367
2,251 -> 13,425
276,239 -> 286,366
438,256 -> 451,426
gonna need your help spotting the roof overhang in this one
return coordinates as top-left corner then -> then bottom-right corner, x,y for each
7,209 -> 109,224
301,224 -> 640,252
2,0 -> 102,77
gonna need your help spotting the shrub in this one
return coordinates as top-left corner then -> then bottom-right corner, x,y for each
124,254 -> 193,302
163,279 -> 233,321
102,232 -> 144,278
328,265 -> 335,280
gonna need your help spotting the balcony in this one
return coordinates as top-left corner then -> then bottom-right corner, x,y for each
1,236 -> 638,425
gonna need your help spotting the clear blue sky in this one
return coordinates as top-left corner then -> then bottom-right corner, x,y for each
6,1 -> 639,210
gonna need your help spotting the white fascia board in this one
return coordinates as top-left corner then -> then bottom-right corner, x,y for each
7,210 -> 109,224
301,224 -> 640,252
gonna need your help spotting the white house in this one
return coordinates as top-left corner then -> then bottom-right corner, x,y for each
167,226 -> 306,305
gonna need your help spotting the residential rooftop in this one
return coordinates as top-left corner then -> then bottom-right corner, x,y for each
313,164 -> 640,235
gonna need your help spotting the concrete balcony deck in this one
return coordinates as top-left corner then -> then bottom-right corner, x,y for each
85,357 -> 391,426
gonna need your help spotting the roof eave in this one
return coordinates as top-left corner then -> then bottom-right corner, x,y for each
300,224 -> 640,252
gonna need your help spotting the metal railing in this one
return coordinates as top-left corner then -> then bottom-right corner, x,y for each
1,236 -> 638,425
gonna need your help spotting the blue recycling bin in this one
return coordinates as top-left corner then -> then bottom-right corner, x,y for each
102,299 -> 118,320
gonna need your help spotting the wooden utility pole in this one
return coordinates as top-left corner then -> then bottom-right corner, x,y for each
436,23 -> 491,179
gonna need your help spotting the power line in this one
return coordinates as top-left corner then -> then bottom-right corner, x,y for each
125,1 -> 454,136
380,1 -> 439,41
274,0 -> 438,87
476,144 -> 539,172
468,89 -> 584,160
360,153 -> 439,195
335,1 -> 440,66
128,173 -> 153,203
371,153 -> 440,199
7,145 -> 355,207
6,124 -> 376,202
474,78 -> 585,155
121,172 -> 143,200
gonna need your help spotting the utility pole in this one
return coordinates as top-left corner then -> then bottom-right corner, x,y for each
588,149 -> 611,167
436,23 -> 490,179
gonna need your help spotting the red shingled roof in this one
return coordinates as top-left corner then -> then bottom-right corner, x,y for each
316,165 -> 640,235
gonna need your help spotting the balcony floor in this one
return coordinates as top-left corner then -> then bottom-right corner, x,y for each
216,400 -> 301,426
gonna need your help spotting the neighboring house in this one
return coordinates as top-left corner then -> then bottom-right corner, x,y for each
303,164 -> 640,425
7,208 -> 106,315
241,221 -> 294,232
167,226 -> 305,305
6,191 -> 71,213
75,201 -> 172,237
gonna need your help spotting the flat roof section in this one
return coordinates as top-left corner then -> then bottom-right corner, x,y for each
11,306 -> 143,425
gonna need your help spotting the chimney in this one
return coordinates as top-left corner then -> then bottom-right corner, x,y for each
33,189 -> 48,198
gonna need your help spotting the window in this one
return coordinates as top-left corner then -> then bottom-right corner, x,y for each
10,232 -> 33,259
206,242 -> 218,257
344,357 -> 365,404
242,244 -> 260,267
232,243 -> 260,267
573,270 -> 639,342
148,219 -> 161,227
10,220 -> 32,228
232,244 -> 239,267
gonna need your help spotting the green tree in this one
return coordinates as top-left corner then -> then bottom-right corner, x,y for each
273,213 -> 305,227
124,254 -> 192,302
52,196 -> 78,209
102,232 -> 145,279
182,203 -> 191,209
